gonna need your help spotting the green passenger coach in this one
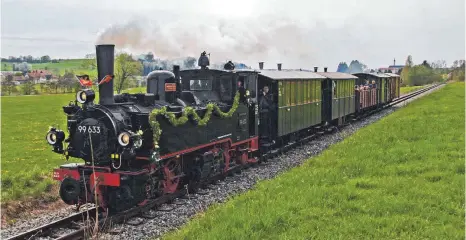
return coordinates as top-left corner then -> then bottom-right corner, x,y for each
317,71 -> 358,123
257,70 -> 325,137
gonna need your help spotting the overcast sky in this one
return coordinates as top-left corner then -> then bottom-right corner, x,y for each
1,0 -> 464,69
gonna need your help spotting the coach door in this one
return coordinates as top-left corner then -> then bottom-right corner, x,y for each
321,79 -> 332,124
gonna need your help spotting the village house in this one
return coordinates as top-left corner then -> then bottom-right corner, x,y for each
1,69 -> 57,85
27,70 -> 54,84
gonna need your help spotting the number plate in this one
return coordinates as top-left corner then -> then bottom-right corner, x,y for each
77,125 -> 101,134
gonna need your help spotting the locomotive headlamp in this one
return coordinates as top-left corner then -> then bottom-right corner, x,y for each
118,132 -> 131,147
76,89 -> 95,104
46,128 -> 65,145
46,131 -> 57,145
118,131 -> 143,149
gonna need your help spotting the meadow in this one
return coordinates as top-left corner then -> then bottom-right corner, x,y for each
164,82 -> 465,240
0,87 -> 144,203
1,93 -> 78,202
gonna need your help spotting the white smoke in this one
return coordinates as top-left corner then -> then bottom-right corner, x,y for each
95,15 -> 318,68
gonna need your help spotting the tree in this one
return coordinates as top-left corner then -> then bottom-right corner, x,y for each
21,79 -> 35,95
41,55 -> 51,63
431,60 -> 447,69
337,62 -> 349,73
348,60 -> 366,74
408,64 -> 442,86
406,55 -> 413,67
401,55 -> 413,86
2,75 -> 16,95
114,53 -> 143,94
450,59 -> 465,82
421,60 -> 432,69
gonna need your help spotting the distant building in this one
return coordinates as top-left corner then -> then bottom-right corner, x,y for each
387,65 -> 405,73
27,70 -> 53,83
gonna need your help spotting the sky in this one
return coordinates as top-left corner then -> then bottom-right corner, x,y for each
1,0 -> 465,70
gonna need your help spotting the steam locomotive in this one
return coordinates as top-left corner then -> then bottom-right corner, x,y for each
47,44 -> 400,212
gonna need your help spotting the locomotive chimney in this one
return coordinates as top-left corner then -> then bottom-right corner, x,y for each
277,63 -> 282,71
314,67 -> 318,72
324,67 -> 328,72
259,62 -> 264,70
96,44 -> 115,105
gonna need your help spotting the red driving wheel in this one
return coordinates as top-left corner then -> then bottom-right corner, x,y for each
161,158 -> 181,193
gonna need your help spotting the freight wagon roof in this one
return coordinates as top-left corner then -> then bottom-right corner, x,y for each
258,70 -> 324,80
315,72 -> 358,79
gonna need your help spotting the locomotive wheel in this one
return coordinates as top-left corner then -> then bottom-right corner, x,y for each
161,158 -> 182,193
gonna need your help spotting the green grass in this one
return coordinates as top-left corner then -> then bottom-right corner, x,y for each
400,85 -> 425,95
1,59 -> 93,75
164,82 -> 465,240
0,87 -> 147,202
1,93 -> 79,201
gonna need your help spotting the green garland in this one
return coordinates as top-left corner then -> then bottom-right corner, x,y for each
149,91 -> 240,149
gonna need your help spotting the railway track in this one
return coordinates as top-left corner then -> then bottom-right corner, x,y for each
6,83 -> 445,240
387,83 -> 443,108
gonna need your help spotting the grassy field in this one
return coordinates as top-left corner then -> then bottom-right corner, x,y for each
164,82 -> 465,240
1,93 -> 78,201
0,86 -> 148,203
400,85 -> 425,95
2,59 -> 93,75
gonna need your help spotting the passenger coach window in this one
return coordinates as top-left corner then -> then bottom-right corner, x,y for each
297,81 -> 302,104
285,82 -> 291,106
317,81 -> 321,101
278,82 -> 284,107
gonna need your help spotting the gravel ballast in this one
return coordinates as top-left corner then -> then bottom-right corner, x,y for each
0,85 -> 444,240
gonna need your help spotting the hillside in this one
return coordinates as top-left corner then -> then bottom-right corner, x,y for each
2,59 -> 93,75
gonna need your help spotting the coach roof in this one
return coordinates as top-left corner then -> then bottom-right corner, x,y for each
258,69 -> 324,80
315,72 -> 358,79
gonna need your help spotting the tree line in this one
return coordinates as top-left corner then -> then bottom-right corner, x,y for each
400,56 -> 464,86
1,55 -> 59,63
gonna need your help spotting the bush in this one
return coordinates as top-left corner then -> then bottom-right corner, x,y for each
407,65 -> 443,86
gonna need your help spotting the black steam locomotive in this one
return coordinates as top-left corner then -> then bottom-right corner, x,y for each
48,44 -> 400,212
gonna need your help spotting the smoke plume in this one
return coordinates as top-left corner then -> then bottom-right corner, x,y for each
96,15 -> 317,68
